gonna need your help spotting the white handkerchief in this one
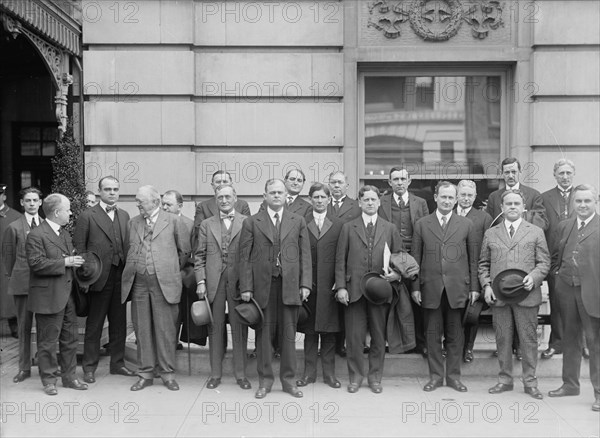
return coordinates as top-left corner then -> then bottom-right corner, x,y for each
383,242 -> 391,273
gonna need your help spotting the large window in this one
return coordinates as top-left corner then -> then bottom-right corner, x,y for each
360,67 -> 508,208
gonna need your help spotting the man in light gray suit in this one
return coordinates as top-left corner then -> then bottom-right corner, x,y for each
122,185 -> 191,391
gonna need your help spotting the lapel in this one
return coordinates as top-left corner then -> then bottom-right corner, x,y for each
426,213 -> 444,242
499,221 -> 521,249
255,209 -> 274,243
117,208 -> 128,239
578,214 -> 599,244
558,219 -> 577,263
151,210 -> 169,240
91,204 -> 114,242
208,216 -> 222,248
338,198 -> 351,217
408,194 -> 419,223
42,220 -> 69,253
280,209 -> 294,242
443,213 -> 460,242
352,218 -> 368,246
307,216 -> 319,239
548,187 -> 562,217
320,216 -> 333,238
230,211 -> 244,241
381,194 -> 392,220
134,216 -> 146,241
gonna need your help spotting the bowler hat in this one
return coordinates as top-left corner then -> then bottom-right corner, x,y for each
297,301 -> 312,326
191,299 -> 213,326
462,300 -> 484,326
74,252 -> 103,287
235,298 -> 264,327
492,269 -> 529,304
361,272 -> 393,305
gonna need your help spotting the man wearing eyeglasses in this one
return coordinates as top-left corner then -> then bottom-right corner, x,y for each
283,168 -> 312,217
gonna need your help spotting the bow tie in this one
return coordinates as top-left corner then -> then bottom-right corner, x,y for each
220,212 -> 235,220
105,205 -> 117,213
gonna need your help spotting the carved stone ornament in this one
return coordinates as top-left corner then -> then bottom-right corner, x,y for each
368,0 -> 504,41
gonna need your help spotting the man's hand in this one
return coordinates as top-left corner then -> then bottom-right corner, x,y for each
196,283 -> 206,300
336,288 -> 349,306
381,267 -> 401,282
241,292 -> 253,302
522,274 -> 534,291
300,287 -> 310,301
469,291 -> 480,305
65,256 -> 85,267
484,285 -> 496,306
411,290 -> 422,305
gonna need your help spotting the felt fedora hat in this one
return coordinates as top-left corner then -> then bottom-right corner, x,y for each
492,269 -> 530,304
74,252 -> 103,287
297,301 -> 312,326
191,299 -> 213,326
462,300 -> 485,326
235,298 -> 264,327
361,271 -> 393,305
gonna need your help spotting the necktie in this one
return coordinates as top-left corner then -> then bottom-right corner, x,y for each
220,212 -> 234,230
106,205 -> 117,213
460,208 -> 467,217
30,217 -> 37,228
579,221 -> 585,232
509,224 -> 515,238
274,212 -> 281,234
334,200 -> 341,213
317,216 -> 323,231
561,189 -> 570,218
441,216 -> 447,230
366,221 -> 374,237
287,196 -> 293,206
398,197 -> 405,208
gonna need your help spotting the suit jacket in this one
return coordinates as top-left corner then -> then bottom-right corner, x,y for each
3,216 -> 45,296
552,215 -> 600,318
459,207 -> 493,256
541,186 -> 573,253
335,216 -> 403,304
378,192 -> 429,226
25,220 -> 75,314
305,213 -> 343,332
193,198 -> 250,249
178,214 -> 196,289
486,184 -> 548,231
239,209 -> 312,309
479,220 -> 550,307
327,196 -> 361,223
411,213 -> 480,309
0,205 -> 22,318
194,211 -> 246,303
259,196 -> 312,217
121,209 -> 191,304
73,203 -> 130,292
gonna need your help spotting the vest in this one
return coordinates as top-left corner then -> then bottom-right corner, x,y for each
220,221 -> 232,270
391,198 -> 413,252
111,211 -> 124,266
366,221 -> 376,271
271,215 -> 281,277
558,224 -> 583,287
137,222 -> 155,275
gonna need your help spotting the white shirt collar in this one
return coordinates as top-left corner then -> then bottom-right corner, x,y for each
46,219 -> 61,235
267,206 -> 283,224
313,210 -> 327,220
24,212 -> 39,223
506,182 -> 520,191
362,213 -> 377,227
393,192 -> 409,205
146,207 -> 160,224
287,194 -> 297,202
505,217 -> 523,233
579,213 -> 596,228
458,206 -> 472,216
558,185 -> 572,193
436,210 -> 452,223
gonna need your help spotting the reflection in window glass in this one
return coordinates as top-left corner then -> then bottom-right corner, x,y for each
364,75 -> 501,177
21,142 -> 40,156
21,171 -> 32,188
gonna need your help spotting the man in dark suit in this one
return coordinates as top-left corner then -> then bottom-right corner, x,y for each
540,159 -> 576,359
327,170 -> 361,357
480,190 -> 550,400
378,167 -> 429,356
0,183 -> 22,338
335,185 -> 403,394
3,187 -> 43,383
297,182 -> 343,389
455,180 -> 493,363
239,178 -> 311,399
194,171 -> 251,247
411,181 -> 479,393
26,193 -> 88,395
283,168 -> 312,216
121,185 -> 191,391
195,184 -> 250,390
548,184 -> 600,412
162,189 -> 205,349
73,176 -> 135,384
486,157 -> 548,231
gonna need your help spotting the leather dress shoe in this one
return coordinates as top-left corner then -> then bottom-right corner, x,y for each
541,347 -> 562,359
237,378 -> 251,390
514,348 -> 522,361
110,366 -> 136,377
548,386 -> 580,397
363,346 -> 371,354
131,378 -> 153,391
13,370 -> 31,383
206,377 -> 221,389
83,371 -> 96,384
463,350 -> 474,363
489,383 -> 514,394
369,382 -> 383,394
283,386 -> 303,398
447,379 -> 468,392
419,348 -> 428,359
247,349 -> 257,359
62,379 -> 88,390
423,379 -> 443,392
43,383 -> 58,396
255,387 -> 271,399
592,396 -> 600,412
273,350 -> 281,359
324,376 -> 341,389
347,383 -> 360,393
525,387 -> 543,399
296,376 -> 316,387
164,380 -> 179,391
583,347 -> 590,359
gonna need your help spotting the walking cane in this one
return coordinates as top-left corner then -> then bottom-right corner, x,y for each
186,285 -> 191,375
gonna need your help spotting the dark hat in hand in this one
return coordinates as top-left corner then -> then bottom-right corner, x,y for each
493,269 -> 529,304
297,301 -> 312,326
462,300 -> 485,326
74,252 -> 102,287
235,298 -> 264,327
191,299 -> 213,326
361,272 -> 393,305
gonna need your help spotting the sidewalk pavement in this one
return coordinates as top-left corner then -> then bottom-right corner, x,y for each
1,349 -> 598,438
